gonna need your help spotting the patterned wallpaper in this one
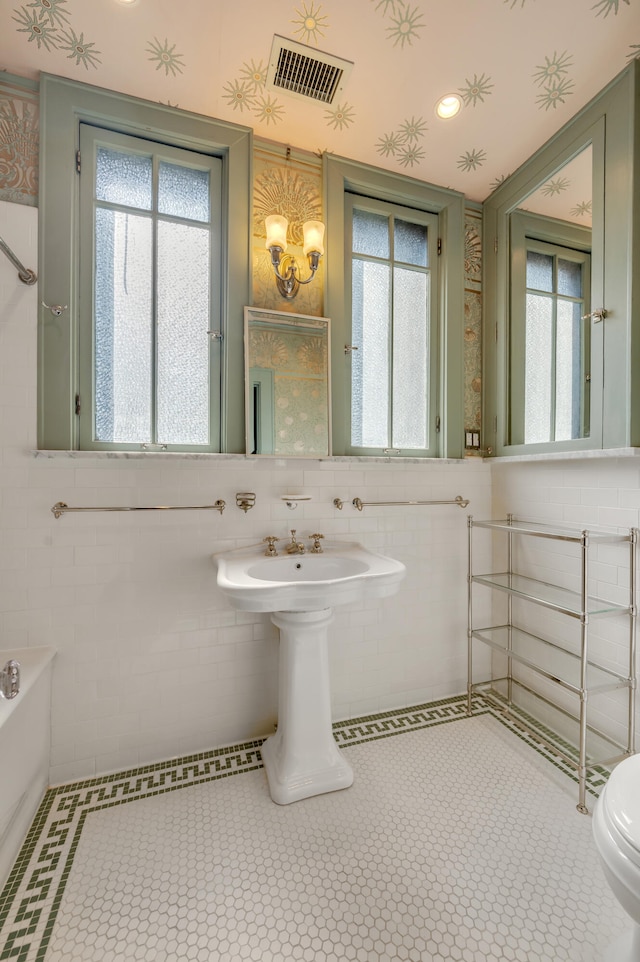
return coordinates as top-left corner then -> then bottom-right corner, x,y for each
0,0 -> 636,203
0,74 -> 38,206
248,320 -> 329,456
0,71 -> 482,439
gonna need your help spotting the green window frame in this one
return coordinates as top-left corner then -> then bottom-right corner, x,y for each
324,154 -> 465,459
38,74 -> 251,453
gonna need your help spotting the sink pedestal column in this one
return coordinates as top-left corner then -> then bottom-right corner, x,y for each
261,608 -> 353,805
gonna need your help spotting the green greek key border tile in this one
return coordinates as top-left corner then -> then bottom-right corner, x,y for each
0,694 -> 610,961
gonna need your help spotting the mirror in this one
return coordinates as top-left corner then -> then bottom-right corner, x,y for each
508,145 -> 593,446
244,306 -> 331,456
483,61 -> 639,455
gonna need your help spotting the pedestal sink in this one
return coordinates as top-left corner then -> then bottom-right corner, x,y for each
213,541 -> 406,804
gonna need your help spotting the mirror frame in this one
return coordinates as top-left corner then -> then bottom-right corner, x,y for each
483,60 -> 640,457
244,306 -> 332,458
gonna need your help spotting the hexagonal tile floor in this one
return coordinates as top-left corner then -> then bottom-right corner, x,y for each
0,697 -> 630,960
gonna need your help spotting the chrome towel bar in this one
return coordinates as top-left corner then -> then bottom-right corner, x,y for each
333,495 -> 469,511
51,500 -> 226,519
0,235 -> 37,285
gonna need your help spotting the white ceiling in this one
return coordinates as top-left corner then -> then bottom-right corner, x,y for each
0,0 -> 638,202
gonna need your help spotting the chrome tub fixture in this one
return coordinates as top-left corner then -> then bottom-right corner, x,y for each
0,660 -> 20,700
236,492 -> 256,513
265,215 -> 324,300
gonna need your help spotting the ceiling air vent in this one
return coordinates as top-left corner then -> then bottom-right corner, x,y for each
266,35 -> 353,105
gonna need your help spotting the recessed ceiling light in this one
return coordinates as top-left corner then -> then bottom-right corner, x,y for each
116,0 -> 138,5
435,94 -> 462,120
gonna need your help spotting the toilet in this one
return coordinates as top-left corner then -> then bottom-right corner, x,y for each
593,753 -> 640,961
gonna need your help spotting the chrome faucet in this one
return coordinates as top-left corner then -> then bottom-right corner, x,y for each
285,530 -> 305,554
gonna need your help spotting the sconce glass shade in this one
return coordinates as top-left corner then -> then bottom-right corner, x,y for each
303,221 -> 325,256
265,215 -> 288,252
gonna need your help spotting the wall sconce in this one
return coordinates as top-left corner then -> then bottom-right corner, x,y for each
265,215 -> 325,300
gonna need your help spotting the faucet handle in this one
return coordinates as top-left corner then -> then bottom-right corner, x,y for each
309,533 -> 324,553
262,536 -> 279,556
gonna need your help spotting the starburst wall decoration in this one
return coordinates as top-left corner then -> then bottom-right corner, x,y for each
146,37 -> 185,77
12,0 -> 101,68
291,2 -> 329,44
375,116 -> 428,168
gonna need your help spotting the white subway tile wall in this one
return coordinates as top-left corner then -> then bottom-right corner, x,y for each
0,201 -> 492,784
4,198 -> 638,785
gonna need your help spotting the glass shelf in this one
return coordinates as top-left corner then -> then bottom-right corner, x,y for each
471,518 -> 632,544
471,572 -> 631,617
471,625 -> 631,695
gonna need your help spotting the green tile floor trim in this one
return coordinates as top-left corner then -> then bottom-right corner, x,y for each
0,694 -> 610,961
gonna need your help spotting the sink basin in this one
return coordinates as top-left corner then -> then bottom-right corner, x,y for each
214,541 -> 406,612
212,540 -> 406,804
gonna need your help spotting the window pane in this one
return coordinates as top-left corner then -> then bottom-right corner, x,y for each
394,220 -> 427,267
555,301 -> 583,441
157,222 -> 210,445
351,259 -> 390,447
557,258 -> 582,298
94,209 -> 152,442
392,268 -> 428,448
526,251 -> 553,292
352,209 -> 390,259
524,293 -> 553,444
158,162 -> 210,223
96,147 -> 152,210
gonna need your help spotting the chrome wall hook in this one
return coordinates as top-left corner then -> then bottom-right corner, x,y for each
42,301 -> 68,317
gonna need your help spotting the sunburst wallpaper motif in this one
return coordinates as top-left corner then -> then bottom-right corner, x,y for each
0,75 -> 38,205
252,146 -> 324,316
1,0 -> 637,202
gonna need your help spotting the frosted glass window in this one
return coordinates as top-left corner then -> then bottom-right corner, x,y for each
95,209 -> 153,442
158,162 -> 210,223
348,197 -> 434,453
352,209 -> 390,259
157,222 -> 210,444
526,251 -> 553,292
524,294 -> 553,444
96,147 -> 152,210
557,258 -> 582,298
351,259 -> 390,448
522,239 -> 589,445
88,129 -> 220,450
392,268 -> 428,448
555,301 -> 581,441
394,220 -> 428,267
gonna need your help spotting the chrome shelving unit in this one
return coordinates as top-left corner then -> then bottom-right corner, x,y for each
467,514 -> 637,813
